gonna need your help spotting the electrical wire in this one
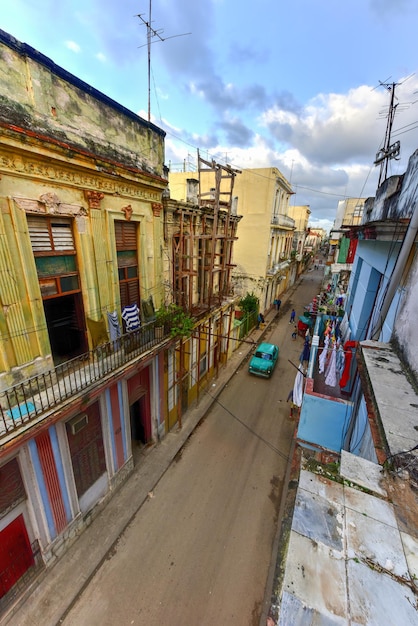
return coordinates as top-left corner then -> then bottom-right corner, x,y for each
187,365 -> 290,463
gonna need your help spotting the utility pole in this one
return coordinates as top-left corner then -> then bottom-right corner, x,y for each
373,81 -> 401,187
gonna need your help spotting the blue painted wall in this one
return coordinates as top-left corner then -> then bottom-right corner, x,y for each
346,240 -> 401,341
297,393 -> 352,453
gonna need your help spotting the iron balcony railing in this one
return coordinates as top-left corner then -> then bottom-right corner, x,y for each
0,319 -> 173,440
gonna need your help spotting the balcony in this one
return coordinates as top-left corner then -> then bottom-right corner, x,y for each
0,320 -> 174,442
271,214 -> 295,229
266,260 -> 290,276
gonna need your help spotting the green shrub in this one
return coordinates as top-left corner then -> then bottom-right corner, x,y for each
239,292 -> 259,314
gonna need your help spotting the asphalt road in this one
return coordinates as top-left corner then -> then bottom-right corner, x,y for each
62,269 -> 324,626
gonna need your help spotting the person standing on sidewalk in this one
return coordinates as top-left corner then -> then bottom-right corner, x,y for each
289,308 -> 296,324
257,312 -> 265,329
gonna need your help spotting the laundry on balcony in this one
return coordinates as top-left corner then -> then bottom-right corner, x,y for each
107,311 -> 122,347
86,315 -> 109,349
122,304 -> 141,332
141,297 -> 156,323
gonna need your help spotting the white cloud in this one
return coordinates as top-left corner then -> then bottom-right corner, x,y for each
65,40 -> 81,53
95,52 -> 106,63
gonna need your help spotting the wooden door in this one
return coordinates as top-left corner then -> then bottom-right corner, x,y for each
0,515 -> 34,598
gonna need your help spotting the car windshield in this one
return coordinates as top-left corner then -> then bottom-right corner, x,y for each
256,351 -> 272,360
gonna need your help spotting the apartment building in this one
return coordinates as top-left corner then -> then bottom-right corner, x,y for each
170,165 -> 296,314
0,28 -> 169,599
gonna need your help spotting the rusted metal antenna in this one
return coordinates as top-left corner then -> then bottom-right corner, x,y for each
136,1 -> 191,121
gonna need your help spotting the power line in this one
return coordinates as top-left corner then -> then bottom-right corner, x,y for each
372,76 -> 415,186
187,367 -> 290,462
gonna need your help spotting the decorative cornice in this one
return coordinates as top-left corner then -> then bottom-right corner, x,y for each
0,145 -> 162,202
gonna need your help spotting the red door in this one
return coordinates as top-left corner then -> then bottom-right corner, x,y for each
0,515 -> 34,598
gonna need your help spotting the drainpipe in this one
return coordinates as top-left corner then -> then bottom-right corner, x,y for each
371,203 -> 418,340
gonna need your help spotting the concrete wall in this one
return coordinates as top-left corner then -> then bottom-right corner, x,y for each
297,386 -> 353,453
392,249 -> 418,375
0,29 -> 165,177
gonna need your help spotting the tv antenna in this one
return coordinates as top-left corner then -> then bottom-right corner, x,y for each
373,74 -> 414,186
136,1 -> 191,122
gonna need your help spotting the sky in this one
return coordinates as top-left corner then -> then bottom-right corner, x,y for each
2,1 -> 418,233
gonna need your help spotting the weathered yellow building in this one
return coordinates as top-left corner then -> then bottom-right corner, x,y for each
0,31 -> 167,387
0,28 -> 171,599
287,204 -> 311,270
170,165 -> 296,314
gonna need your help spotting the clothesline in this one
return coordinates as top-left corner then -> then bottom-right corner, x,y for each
317,345 -> 356,354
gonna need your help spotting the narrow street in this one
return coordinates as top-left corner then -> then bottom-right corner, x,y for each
62,268 -> 324,626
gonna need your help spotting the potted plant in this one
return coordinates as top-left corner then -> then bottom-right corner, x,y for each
155,303 -> 194,338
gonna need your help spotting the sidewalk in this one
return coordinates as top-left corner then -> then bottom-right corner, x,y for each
4,307 -> 279,626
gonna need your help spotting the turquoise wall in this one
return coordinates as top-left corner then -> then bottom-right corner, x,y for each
297,392 -> 352,453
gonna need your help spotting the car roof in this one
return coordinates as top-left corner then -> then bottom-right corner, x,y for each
256,342 -> 278,353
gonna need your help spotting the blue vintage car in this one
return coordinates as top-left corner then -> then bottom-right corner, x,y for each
248,342 -> 279,378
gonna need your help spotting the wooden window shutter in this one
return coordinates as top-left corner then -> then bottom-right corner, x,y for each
28,216 -> 74,253
115,221 -> 137,250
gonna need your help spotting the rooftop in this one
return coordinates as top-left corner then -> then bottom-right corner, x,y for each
270,339 -> 418,624
273,451 -> 418,625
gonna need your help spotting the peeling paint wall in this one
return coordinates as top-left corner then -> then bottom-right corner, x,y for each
0,30 -> 165,177
0,30 -> 168,388
351,149 -> 418,378
365,149 -> 418,223
393,250 -> 418,375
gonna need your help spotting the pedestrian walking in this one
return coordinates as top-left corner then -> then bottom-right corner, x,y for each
289,308 -> 296,324
291,325 -> 297,340
256,312 -> 265,329
274,298 -> 281,312
287,389 -> 298,418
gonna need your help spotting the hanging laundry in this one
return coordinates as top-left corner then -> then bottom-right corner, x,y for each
336,344 -> 345,381
325,344 -> 337,387
292,365 -> 305,408
300,338 -> 311,364
339,341 -> 357,388
87,315 -> 109,349
122,303 -> 141,332
107,311 -> 122,345
141,297 -> 156,322
318,335 -> 329,374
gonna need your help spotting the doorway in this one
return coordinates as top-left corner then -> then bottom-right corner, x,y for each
43,293 -> 87,363
0,515 -> 34,599
130,396 -> 148,445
